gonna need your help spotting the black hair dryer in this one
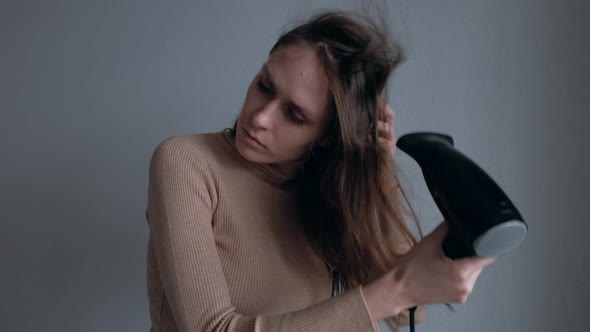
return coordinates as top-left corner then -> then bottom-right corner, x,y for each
396,132 -> 528,259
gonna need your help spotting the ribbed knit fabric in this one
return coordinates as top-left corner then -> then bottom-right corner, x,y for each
146,130 -> 379,331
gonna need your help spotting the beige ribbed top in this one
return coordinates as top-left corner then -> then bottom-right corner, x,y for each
145,130 -> 379,331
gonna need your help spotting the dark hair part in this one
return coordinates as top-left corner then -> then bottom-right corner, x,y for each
269,10 -> 420,296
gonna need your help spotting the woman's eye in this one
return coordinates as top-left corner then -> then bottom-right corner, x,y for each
287,108 -> 305,126
256,80 -> 273,96
256,78 -> 304,126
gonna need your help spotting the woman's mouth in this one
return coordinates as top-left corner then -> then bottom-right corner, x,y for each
242,128 -> 266,149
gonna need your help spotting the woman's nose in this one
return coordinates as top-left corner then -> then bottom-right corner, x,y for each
251,100 -> 279,130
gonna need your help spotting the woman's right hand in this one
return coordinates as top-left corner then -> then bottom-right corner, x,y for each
362,222 -> 496,320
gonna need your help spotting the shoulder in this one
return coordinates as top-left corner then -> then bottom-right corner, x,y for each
147,133 -> 221,212
149,132 -> 223,178
151,132 -> 223,163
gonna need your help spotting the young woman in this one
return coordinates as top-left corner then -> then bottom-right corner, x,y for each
146,11 -> 495,331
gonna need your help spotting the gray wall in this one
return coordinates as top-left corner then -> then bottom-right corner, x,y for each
2,0 -> 588,331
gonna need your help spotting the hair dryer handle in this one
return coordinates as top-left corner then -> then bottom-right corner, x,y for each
442,232 -> 475,259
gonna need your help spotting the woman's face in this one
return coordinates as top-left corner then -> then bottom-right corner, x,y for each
235,43 -> 332,169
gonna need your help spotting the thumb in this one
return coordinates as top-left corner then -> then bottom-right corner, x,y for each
418,222 -> 449,253
425,221 -> 448,243
456,256 -> 497,270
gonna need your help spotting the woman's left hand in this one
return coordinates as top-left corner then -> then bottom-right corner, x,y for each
376,99 -> 397,160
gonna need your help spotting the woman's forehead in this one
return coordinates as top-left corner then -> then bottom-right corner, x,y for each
268,43 -> 322,67
264,44 -> 331,124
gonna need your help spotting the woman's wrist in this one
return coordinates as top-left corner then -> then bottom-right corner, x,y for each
361,266 -> 410,321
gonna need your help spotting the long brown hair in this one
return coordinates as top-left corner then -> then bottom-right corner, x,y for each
269,11 -> 421,291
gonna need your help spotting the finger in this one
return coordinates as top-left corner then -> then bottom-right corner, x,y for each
432,221 -> 449,235
466,258 -> 494,285
377,137 -> 396,158
377,136 -> 392,148
377,121 -> 391,139
378,97 -> 386,110
423,222 -> 449,245
382,104 -> 395,127
480,257 -> 497,266
460,256 -> 496,265
377,136 -> 394,148
454,256 -> 496,271
465,268 -> 484,290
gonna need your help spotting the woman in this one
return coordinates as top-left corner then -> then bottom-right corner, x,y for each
146,11 -> 494,331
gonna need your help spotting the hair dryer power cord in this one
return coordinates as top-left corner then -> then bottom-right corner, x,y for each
409,306 -> 417,332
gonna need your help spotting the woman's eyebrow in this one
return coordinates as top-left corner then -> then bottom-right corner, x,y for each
262,65 -> 315,121
261,65 -> 277,90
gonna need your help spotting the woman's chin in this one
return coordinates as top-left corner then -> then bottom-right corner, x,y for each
235,138 -> 269,163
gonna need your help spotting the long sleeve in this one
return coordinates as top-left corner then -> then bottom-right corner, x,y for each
146,136 -> 377,332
